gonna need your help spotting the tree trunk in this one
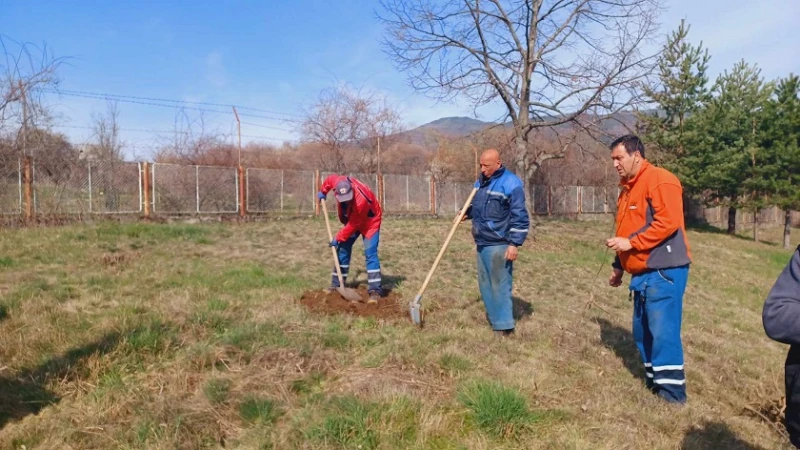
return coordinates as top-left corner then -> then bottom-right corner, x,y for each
753,208 -> 759,242
785,209 -> 793,250
727,207 -> 737,234
513,134 -> 532,211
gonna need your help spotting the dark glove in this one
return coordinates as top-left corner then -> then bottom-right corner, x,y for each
317,191 -> 326,201
329,239 -> 339,248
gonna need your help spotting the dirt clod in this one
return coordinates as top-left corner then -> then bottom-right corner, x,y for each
299,286 -> 407,320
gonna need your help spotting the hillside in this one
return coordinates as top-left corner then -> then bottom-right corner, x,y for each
400,110 -> 641,148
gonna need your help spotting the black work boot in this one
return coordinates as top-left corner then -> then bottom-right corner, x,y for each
494,328 -> 515,337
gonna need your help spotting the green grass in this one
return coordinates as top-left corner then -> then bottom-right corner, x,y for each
204,378 -> 233,404
305,396 -> 379,449
290,371 -> 326,396
221,322 -> 289,351
0,219 -> 796,449
303,396 -> 417,450
124,319 -> 176,355
239,396 -> 282,425
458,380 -> 567,440
439,353 -> 473,377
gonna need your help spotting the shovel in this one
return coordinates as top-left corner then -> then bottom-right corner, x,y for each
409,187 -> 478,326
321,199 -> 362,302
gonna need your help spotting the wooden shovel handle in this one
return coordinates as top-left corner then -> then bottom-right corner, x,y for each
415,187 -> 478,298
321,199 -> 346,288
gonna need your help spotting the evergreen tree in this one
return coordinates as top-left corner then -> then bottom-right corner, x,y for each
639,20 -> 711,174
692,61 -> 772,234
753,74 -> 800,247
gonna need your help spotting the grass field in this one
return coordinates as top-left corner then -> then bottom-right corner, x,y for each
0,217 -> 797,449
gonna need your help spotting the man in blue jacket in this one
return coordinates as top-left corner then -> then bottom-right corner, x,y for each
463,149 -> 530,335
763,245 -> 800,449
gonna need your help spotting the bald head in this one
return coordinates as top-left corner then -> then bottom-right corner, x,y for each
479,149 -> 502,178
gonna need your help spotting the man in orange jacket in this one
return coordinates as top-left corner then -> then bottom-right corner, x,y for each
606,135 -> 692,404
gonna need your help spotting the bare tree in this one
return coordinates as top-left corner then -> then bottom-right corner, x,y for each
429,132 -> 476,182
155,109 -> 232,165
84,101 -> 125,161
300,84 -> 403,173
0,36 -> 66,153
378,0 -> 660,189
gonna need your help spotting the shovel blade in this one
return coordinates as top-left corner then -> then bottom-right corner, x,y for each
409,294 -> 423,326
338,287 -> 362,303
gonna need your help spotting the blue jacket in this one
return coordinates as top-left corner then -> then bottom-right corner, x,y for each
762,245 -> 800,447
465,166 -> 530,247
763,245 -> 800,345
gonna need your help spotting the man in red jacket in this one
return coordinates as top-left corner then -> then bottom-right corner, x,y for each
318,174 -> 383,303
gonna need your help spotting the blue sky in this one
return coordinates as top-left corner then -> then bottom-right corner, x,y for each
2,0 -> 799,158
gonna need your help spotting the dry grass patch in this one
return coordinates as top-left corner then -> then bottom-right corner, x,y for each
0,219 -> 797,449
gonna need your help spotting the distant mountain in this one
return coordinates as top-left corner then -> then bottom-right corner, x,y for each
396,110 -> 642,148
394,116 -> 494,147
413,116 -> 495,136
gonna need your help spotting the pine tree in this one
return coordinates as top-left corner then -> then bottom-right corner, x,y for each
639,20 -> 711,174
754,74 -> 800,248
692,61 -> 772,234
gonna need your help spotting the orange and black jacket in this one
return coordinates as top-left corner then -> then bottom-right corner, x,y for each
612,160 -> 692,274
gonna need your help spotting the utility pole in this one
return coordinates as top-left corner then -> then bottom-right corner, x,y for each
377,136 -> 383,205
377,136 -> 382,173
232,106 -> 246,218
232,106 -> 241,166
20,81 -> 28,156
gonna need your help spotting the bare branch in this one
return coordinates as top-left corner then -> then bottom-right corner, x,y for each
298,84 -> 404,173
0,36 -> 67,143
378,0 -> 661,190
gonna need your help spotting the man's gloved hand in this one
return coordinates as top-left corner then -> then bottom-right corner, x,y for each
317,191 -> 326,201
329,239 -> 339,248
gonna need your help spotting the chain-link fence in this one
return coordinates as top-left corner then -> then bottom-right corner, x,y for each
434,180 -> 474,215
247,168 -> 282,212
34,158 -> 91,215
0,157 -> 21,215
383,174 -> 431,212
694,205 -> 793,227
283,170 -> 315,213
246,169 -> 316,214
152,163 -> 236,214
88,161 -> 142,214
584,186 -> 619,214
319,171 -> 339,215
198,166 -> 238,213
33,159 -> 143,215
6,155 -> 796,226
152,163 -> 195,214
530,185 -> 549,215
528,185 -> 620,216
